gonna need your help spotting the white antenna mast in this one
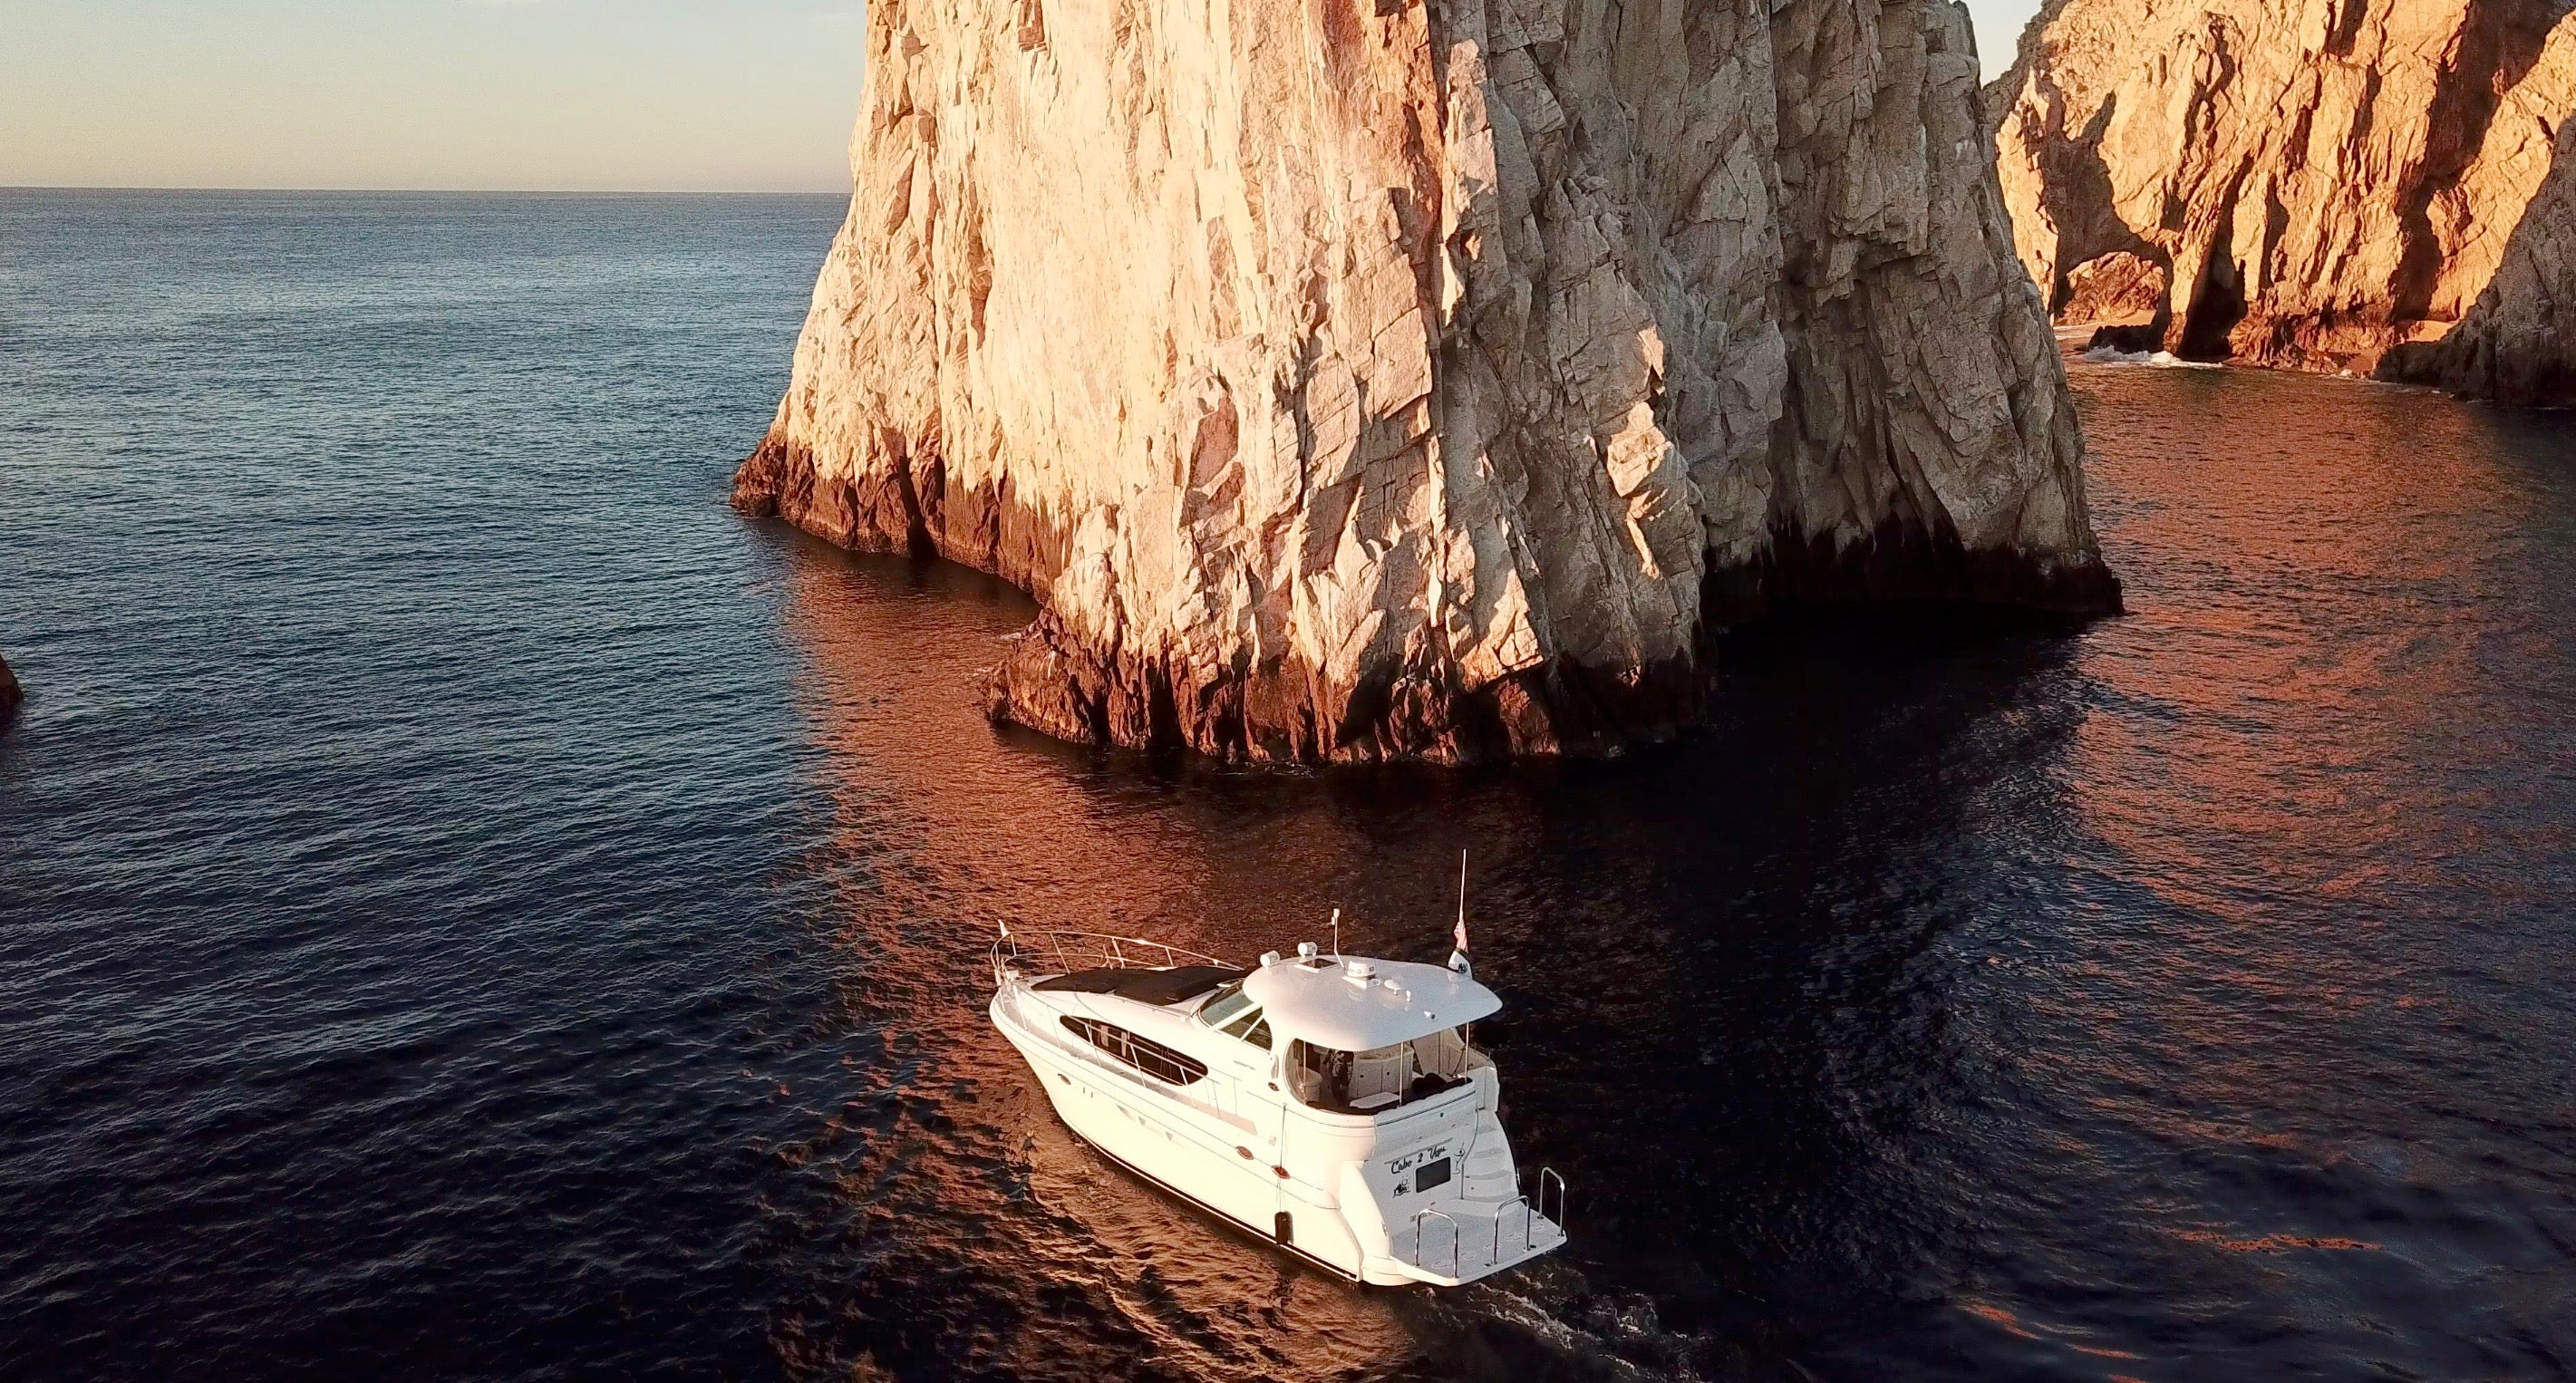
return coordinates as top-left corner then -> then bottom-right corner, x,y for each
1457,849 -> 1468,933
1449,849 -> 1475,978
1330,906 -> 1341,960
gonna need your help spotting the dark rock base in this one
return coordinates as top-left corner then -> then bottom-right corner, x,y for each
2083,323 -> 2167,355
976,610 -> 1708,765
736,434 -> 2122,764
2378,338 -> 2576,409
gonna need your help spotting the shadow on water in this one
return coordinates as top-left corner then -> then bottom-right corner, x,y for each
749,521 -> 2096,1380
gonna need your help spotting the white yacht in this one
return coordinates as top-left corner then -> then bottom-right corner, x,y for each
989,926 -> 1567,1286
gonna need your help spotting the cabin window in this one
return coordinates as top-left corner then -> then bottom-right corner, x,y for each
1286,1030 -> 1475,1114
1060,1015 -> 1209,1087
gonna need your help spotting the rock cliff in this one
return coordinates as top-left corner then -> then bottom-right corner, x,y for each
738,0 -> 2119,763
1991,0 -> 2576,379
2382,116 -> 2576,404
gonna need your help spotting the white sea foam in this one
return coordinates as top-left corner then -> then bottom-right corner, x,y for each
2080,344 -> 2223,369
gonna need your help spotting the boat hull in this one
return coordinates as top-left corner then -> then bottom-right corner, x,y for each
992,990 -> 1375,1280
990,984 -> 1563,1286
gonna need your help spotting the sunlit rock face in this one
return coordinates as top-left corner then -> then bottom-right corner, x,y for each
2383,115 -> 2576,405
736,0 -> 2119,764
1991,0 -> 2576,378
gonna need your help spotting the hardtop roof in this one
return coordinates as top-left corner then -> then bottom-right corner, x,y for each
1239,953 -> 1500,1050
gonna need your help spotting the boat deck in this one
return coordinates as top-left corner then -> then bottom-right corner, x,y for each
1031,964 -> 1244,1006
1387,1196 -> 1568,1285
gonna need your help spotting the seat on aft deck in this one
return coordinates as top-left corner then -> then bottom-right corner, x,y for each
1032,964 -> 1246,1006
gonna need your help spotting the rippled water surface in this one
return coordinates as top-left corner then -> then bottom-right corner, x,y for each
5,192 -> 2574,1380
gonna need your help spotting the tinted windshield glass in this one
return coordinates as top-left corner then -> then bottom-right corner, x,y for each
1197,984 -> 1255,1030
1225,1011 -> 1272,1049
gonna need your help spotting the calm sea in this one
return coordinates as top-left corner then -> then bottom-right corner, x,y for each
3,190 -> 2573,1381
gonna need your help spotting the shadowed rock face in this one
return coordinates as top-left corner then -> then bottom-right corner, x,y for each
2061,251 -> 2166,327
0,653 -> 19,723
1992,0 -> 2576,378
736,0 -> 2120,764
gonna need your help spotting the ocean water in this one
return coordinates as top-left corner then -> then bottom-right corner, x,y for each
4,190 -> 2574,1381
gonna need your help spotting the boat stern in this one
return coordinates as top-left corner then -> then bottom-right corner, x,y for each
1341,1139 -> 1571,1287
1371,1195 -> 1567,1286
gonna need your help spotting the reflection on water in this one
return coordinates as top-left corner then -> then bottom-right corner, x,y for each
753,356 -> 2576,1379
3,194 -> 2571,1381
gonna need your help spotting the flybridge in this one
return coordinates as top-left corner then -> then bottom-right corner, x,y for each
986,925 -> 1566,1286
1239,942 -> 1503,1051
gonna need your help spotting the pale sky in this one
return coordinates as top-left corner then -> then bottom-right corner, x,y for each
1963,0 -> 2048,80
2,0 -> 2046,192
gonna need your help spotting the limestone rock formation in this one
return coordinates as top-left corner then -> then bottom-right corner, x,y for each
2382,116 -> 2576,404
737,0 -> 2119,763
1992,0 -> 2576,378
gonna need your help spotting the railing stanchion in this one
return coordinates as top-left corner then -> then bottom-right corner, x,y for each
1413,1207 -> 1460,1279
1493,1194 -> 1530,1259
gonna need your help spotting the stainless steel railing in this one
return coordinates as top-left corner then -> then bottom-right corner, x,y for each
1489,1167 -> 1571,1260
1410,1206 -> 1461,1279
1533,1166 -> 1567,1237
989,925 -> 1231,987
1400,1166 -> 1572,1279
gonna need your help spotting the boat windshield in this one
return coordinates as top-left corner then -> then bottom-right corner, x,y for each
1285,1028 -> 1475,1115
1198,982 -> 1254,1028
1196,982 -> 1273,1049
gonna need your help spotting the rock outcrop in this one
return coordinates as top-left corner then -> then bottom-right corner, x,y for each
737,0 -> 2119,763
0,653 -> 19,724
2382,116 -> 2576,404
1991,0 -> 2576,379
2059,250 -> 2165,327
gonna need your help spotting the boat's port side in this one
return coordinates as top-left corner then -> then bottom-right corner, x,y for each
987,933 -> 1568,1288
989,986 -> 1372,1281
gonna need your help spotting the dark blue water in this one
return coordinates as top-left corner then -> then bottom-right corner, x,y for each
4,191 -> 2574,1381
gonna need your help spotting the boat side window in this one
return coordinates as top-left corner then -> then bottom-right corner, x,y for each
1287,1031 -> 1470,1113
1060,1015 -> 1209,1087
1286,1040 -> 1355,1111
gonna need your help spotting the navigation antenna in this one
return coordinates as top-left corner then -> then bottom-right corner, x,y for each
1449,849 -> 1474,978
1457,848 -> 1468,934
1330,906 -> 1341,961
